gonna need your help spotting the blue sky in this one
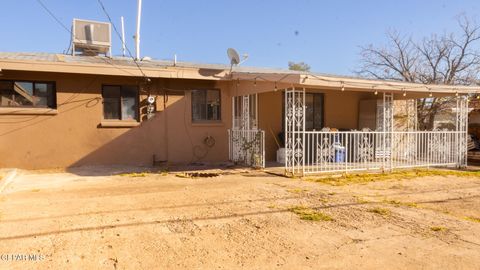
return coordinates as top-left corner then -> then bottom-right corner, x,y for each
0,0 -> 479,75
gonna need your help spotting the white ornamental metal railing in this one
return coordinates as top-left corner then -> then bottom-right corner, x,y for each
228,129 -> 265,168
301,130 -> 466,175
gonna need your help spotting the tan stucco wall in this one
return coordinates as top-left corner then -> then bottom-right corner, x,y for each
323,90 -> 365,129
258,91 -> 283,162
258,89 -> 369,162
0,71 -> 232,169
0,70 -> 383,169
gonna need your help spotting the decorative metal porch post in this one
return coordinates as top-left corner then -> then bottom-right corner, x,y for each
285,87 -> 306,176
405,99 -> 418,163
379,92 -> 394,171
406,99 -> 418,131
456,96 -> 469,168
242,95 -> 250,130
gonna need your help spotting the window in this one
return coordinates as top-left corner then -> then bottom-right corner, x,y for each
305,93 -> 324,130
102,85 -> 138,120
0,80 -> 56,108
282,92 -> 324,131
191,89 -> 221,122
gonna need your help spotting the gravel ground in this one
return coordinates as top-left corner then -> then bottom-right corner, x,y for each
0,167 -> 479,269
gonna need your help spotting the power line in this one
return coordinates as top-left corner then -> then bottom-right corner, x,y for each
36,0 -> 107,55
36,0 -> 72,53
36,0 -> 150,84
96,0 -> 149,80
34,0 -> 150,102
36,0 -> 70,33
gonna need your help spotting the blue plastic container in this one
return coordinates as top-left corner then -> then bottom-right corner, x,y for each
334,145 -> 346,163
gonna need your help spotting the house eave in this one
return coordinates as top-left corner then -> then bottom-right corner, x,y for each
231,72 -> 479,94
0,58 -> 230,81
0,53 -> 478,95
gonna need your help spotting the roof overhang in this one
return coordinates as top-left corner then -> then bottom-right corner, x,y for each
231,72 -> 479,95
0,57 -> 231,81
0,53 -> 478,95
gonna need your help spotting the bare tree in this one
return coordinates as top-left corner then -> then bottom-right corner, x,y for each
357,16 -> 480,130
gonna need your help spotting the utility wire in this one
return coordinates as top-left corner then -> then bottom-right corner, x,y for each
96,0 -> 149,80
36,0 -> 70,33
36,0 -> 72,53
34,0 -> 148,109
38,1 -> 441,95
35,0 -> 105,55
36,0 -> 149,82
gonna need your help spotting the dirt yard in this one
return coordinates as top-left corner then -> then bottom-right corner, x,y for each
0,166 -> 479,269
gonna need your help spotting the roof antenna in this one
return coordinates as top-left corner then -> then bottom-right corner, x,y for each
120,16 -> 126,57
134,0 -> 142,60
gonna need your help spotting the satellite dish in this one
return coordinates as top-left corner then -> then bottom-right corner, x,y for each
227,48 -> 240,66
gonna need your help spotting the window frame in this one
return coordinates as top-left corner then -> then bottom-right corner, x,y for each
191,88 -> 222,123
282,91 -> 324,131
305,92 -> 325,131
101,84 -> 139,121
0,80 -> 57,108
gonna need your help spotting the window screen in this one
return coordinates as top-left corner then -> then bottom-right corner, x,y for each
191,89 -> 221,121
102,85 -> 138,120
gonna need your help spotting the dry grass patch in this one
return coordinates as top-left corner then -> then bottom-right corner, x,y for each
176,172 -> 220,178
289,206 -> 334,221
355,196 -> 371,204
318,197 -> 329,203
368,207 -> 391,216
383,199 -> 418,208
287,188 -> 308,194
118,170 -> 169,177
305,169 -> 480,186
430,226 -> 448,232
464,216 -> 480,223
118,172 -> 149,177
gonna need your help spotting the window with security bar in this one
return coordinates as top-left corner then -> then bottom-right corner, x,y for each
191,89 -> 221,122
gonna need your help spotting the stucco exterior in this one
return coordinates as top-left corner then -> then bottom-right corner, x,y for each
0,71 -> 232,169
0,71 -> 456,169
1,53 -> 476,170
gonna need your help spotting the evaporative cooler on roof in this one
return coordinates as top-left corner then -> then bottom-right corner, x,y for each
72,19 -> 111,56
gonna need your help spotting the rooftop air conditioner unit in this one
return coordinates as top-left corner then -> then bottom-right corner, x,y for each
72,18 -> 111,56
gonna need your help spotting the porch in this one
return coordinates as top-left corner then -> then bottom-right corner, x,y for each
227,73 -> 472,176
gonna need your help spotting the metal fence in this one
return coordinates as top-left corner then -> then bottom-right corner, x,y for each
301,130 -> 466,175
228,129 -> 265,168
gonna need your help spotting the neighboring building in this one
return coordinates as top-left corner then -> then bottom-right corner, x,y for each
0,52 -> 476,175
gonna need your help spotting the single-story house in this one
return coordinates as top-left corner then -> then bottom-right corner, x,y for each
0,52 -> 477,175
